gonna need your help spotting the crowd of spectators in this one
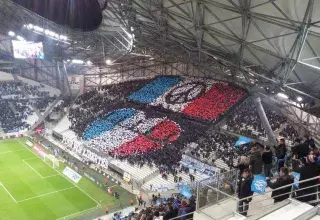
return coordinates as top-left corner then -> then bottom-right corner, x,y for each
52,97 -> 72,114
234,134 -> 318,216
120,194 -> 196,220
225,98 -> 287,139
0,81 -> 57,133
0,99 -> 30,133
279,124 -> 301,142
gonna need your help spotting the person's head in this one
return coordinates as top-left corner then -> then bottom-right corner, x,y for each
140,214 -> 147,220
312,149 -> 320,157
304,134 -> 310,141
239,156 -> 249,165
154,211 -> 160,217
294,138 -> 301,144
242,169 -> 250,178
280,167 -> 289,177
306,155 -> 316,164
279,138 -> 285,145
265,146 -> 270,151
251,147 -> 257,153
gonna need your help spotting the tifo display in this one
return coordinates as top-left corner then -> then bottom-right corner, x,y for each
128,76 -> 247,121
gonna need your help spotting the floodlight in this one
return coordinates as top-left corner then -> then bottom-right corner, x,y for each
28,24 -> 34,29
34,26 -> 44,32
106,59 -> 112,65
86,61 -> 93,66
8,31 -> 15,37
297,96 -> 303,102
16,35 -> 25,41
277,92 -> 289,99
72,59 -> 84,64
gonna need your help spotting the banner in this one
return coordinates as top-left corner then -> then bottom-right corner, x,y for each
33,145 -> 47,157
123,172 -> 131,182
181,154 -> 220,174
251,175 -> 267,194
84,173 -> 96,183
293,172 -> 300,189
63,166 -> 82,183
235,136 -> 252,147
180,185 -> 192,199
68,76 -> 81,90
26,140 -> 33,147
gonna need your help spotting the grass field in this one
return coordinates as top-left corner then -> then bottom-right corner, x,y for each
0,138 -> 134,220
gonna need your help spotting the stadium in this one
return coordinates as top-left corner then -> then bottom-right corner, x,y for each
0,0 -> 320,219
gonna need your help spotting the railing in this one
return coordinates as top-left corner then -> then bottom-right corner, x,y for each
197,169 -> 238,210
237,175 -> 320,216
195,172 -> 320,219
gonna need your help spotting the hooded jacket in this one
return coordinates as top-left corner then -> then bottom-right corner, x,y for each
267,174 -> 293,203
250,151 -> 263,175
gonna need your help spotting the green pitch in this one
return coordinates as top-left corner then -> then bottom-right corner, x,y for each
0,138 -> 134,220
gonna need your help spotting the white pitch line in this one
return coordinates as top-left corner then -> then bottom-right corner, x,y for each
23,157 -> 38,161
23,159 -> 43,178
56,205 -> 101,220
23,159 -> 60,179
17,186 -> 76,203
109,184 -> 118,188
42,174 -> 60,178
0,182 -> 17,203
16,139 -> 101,206
0,149 -> 27,155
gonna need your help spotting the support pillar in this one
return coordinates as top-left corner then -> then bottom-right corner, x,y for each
253,97 -> 277,146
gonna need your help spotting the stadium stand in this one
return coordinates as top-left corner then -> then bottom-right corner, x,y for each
0,71 -> 61,134
223,98 -> 291,141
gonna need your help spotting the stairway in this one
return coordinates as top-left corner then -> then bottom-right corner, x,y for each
30,98 -> 61,130
195,198 -> 314,220
258,200 -> 313,220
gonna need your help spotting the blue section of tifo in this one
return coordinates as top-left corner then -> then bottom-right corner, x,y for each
83,108 -> 137,140
128,76 -> 181,103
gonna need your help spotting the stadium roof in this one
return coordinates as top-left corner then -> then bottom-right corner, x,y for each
1,0 -> 320,105
102,0 -> 320,100
12,0 -> 105,31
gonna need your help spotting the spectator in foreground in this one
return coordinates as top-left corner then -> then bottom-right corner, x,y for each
293,155 -> 318,202
237,169 -> 253,216
234,156 -> 250,176
303,134 -> 316,150
267,167 -> 293,203
249,147 -> 263,175
262,146 -> 273,177
275,138 -> 287,172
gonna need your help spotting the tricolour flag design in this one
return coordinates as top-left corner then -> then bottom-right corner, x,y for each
83,108 -> 182,156
127,76 -> 246,121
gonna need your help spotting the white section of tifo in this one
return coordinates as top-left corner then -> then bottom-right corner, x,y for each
109,160 -> 157,181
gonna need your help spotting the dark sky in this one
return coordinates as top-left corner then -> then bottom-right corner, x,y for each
13,0 -> 105,31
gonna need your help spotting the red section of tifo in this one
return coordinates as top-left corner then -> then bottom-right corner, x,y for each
113,135 -> 161,156
149,120 -> 181,142
182,83 -> 246,120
